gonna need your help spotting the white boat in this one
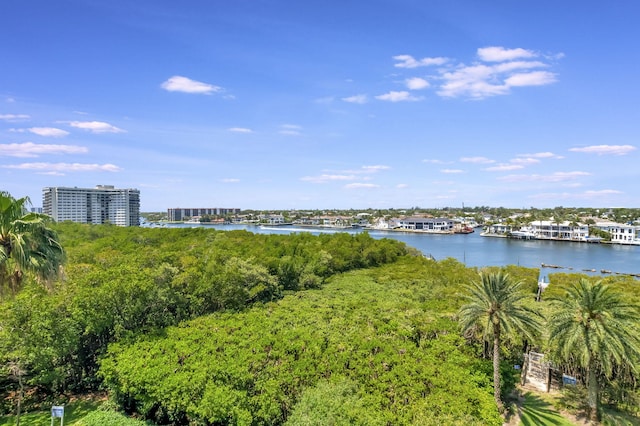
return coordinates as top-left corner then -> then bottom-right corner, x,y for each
510,230 -> 536,239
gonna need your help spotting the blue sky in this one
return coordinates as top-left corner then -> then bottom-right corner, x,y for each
1,1 -> 639,211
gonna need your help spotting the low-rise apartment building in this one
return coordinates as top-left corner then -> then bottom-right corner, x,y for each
168,207 -> 241,221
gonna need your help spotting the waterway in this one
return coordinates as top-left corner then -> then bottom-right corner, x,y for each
161,223 -> 640,278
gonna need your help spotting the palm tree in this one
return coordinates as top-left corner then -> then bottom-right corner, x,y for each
547,279 -> 640,422
0,192 -> 65,297
459,271 -> 541,413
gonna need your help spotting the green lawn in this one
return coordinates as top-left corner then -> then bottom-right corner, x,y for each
518,390 -> 640,426
518,392 -> 576,426
0,399 -> 156,426
0,400 -> 99,426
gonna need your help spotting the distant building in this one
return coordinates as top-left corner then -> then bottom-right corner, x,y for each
168,207 -> 241,221
594,221 -> 640,245
529,220 -> 589,241
397,217 -> 454,232
43,185 -> 140,226
259,214 -> 285,225
30,207 -> 43,214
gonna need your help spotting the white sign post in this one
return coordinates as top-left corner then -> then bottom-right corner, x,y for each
51,405 -> 64,426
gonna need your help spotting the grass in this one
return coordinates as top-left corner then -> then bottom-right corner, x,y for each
0,400 -> 99,426
517,392 -> 576,426
600,409 -> 640,426
0,399 -> 155,426
516,386 -> 640,426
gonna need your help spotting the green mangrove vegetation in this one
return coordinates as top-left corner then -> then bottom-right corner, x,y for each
0,212 -> 639,424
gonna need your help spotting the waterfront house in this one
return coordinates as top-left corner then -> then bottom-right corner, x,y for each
485,223 -> 512,235
397,217 -> 454,232
260,214 -> 285,225
594,221 -> 640,245
529,220 -> 589,241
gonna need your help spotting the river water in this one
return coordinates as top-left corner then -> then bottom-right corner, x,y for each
162,224 -> 640,278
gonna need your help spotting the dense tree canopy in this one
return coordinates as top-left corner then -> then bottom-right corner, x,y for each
99,258 -> 503,425
0,223 -> 410,399
1,219 -> 639,424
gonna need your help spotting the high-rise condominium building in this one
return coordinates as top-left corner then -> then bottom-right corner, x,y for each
43,185 -> 140,226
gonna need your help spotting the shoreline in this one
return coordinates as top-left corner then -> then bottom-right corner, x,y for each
479,232 -> 640,246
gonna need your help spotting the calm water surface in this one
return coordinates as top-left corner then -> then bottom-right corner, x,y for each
164,224 -> 640,277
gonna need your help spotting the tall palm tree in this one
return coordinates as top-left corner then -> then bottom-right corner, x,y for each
459,271 -> 541,413
0,192 -> 65,297
547,279 -> 640,422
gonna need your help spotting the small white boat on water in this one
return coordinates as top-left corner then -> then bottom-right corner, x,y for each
510,230 -> 536,239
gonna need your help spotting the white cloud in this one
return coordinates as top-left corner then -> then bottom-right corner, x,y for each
510,158 -> 540,165
390,48 -> 556,100
483,164 -> 524,172
228,127 -> 253,133
517,152 -> 563,159
393,55 -> 448,68
505,71 -> 557,87
396,183 -> 408,188
375,91 -> 422,102
301,174 -> 356,183
400,46 -> 562,100
344,183 -> 380,189
331,165 -> 390,175
441,169 -> 464,174
279,124 -> 302,136
498,171 -> 590,182
0,142 -> 88,157
0,114 -> 30,122
493,61 -> 548,73
221,178 -> 240,183
583,189 -> 622,196
405,77 -> 429,90
569,144 -> 636,156
477,46 -> 536,62
460,156 -> 495,164
422,159 -> 449,164
439,65 -> 511,99
489,157 -> 541,168
437,60 -> 558,99
342,94 -> 368,104
20,127 -> 70,137
68,121 -> 125,133
161,75 -> 221,94
1,162 -> 121,172
361,165 -> 390,172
